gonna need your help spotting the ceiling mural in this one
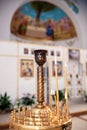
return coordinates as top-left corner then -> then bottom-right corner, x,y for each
11,1 -> 77,42
64,0 -> 79,14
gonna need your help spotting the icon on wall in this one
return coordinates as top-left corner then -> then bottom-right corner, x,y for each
24,48 -> 29,54
20,59 -> 34,77
56,51 -> 61,57
52,61 -> 62,76
68,49 -> 80,61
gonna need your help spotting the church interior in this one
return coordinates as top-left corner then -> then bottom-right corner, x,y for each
0,0 -> 87,130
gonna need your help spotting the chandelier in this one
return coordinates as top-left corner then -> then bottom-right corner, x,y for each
9,49 -> 72,130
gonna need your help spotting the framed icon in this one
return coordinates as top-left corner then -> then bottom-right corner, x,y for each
52,61 -> 62,76
20,59 -> 34,77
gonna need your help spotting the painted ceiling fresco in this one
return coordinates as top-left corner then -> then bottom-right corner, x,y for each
64,0 -> 79,14
11,1 -> 77,41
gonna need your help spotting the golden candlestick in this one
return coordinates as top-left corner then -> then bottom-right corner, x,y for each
9,50 -> 72,130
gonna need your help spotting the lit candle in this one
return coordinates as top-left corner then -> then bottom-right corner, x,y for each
65,62 -> 68,98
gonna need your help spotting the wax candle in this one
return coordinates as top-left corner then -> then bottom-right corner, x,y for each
55,61 -> 60,118
64,62 -> 69,113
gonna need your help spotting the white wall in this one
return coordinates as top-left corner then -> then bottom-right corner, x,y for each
0,42 -> 18,101
0,41 -> 66,101
0,0 -> 87,48
0,41 -> 87,102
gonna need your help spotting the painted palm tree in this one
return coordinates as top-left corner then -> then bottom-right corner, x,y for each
64,0 -> 79,13
30,1 -> 56,26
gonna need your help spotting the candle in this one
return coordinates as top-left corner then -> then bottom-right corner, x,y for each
64,62 -> 69,114
65,62 -> 68,99
55,61 -> 60,118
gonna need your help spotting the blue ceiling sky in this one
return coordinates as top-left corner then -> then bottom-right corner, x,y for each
21,2 -> 67,21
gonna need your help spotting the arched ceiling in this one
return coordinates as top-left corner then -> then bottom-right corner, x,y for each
11,0 -> 77,42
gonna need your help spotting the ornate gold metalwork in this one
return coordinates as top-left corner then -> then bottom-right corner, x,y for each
9,49 -> 72,130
